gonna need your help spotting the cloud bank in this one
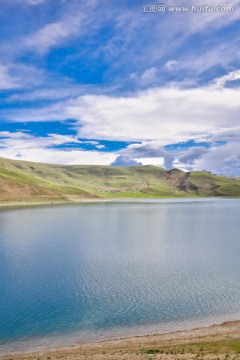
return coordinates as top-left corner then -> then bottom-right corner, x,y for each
0,0 -> 239,176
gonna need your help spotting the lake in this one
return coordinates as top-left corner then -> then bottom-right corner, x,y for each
0,198 -> 240,355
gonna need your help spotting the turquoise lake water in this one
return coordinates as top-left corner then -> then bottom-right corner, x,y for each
0,199 -> 240,354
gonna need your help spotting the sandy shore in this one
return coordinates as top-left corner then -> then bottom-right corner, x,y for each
1,320 -> 240,360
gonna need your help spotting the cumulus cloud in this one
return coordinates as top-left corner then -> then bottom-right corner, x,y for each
118,141 -> 167,161
111,154 -> 164,167
114,140 -> 208,171
195,142 -> 240,176
171,147 -> 209,171
111,155 -> 142,166
119,139 -> 240,176
111,141 -> 239,176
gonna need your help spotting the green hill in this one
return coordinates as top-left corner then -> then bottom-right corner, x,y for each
0,157 -> 240,205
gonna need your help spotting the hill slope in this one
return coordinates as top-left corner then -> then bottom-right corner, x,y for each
0,157 -> 240,204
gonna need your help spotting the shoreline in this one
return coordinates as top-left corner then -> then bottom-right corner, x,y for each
1,319 -> 240,359
0,196 -> 238,210
0,198 -> 118,210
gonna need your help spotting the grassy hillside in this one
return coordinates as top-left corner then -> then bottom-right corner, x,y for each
0,157 -> 240,204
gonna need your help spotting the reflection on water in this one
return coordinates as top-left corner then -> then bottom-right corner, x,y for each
0,199 -> 240,354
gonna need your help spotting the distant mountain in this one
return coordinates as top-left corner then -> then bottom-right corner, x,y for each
0,157 -> 240,204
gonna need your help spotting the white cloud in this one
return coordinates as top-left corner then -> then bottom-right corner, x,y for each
95,144 -> 106,149
210,69 -> 240,89
195,127 -> 240,144
0,65 -> 19,90
65,86 -> 240,144
141,67 -> 158,81
0,63 -> 46,91
0,131 -> 116,165
2,82 -> 240,175
7,86 -> 85,102
165,60 -> 178,71
168,0 -> 240,35
1,102 -> 65,122
1,147 -> 116,165
130,67 -> 158,85
0,131 -> 80,147
150,0 -> 240,77
4,85 -> 240,144
0,129 -> 239,176
21,0 -> 100,54
121,141 -> 167,159
24,14 -> 84,54
165,37 -> 240,77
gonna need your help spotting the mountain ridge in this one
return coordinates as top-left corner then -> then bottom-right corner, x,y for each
0,157 -> 240,204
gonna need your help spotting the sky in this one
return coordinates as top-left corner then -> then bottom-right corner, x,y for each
0,0 -> 240,176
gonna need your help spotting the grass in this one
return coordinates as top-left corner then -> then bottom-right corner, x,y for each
137,340 -> 240,359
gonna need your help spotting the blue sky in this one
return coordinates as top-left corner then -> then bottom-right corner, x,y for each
0,0 -> 240,175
